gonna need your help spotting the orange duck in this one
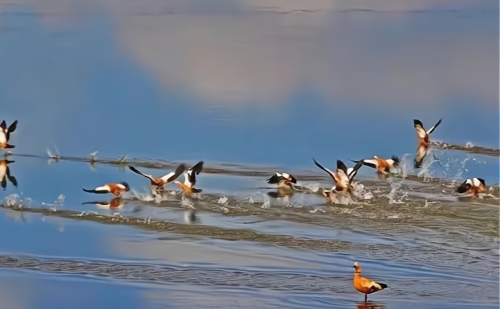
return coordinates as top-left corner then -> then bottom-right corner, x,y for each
353,261 -> 387,302
174,161 -> 204,195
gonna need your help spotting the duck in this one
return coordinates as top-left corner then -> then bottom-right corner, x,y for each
174,161 -> 204,195
413,118 -> 442,168
128,164 -> 185,195
351,155 -> 400,175
82,182 -> 130,197
456,177 -> 486,197
0,158 -> 17,189
312,158 -> 363,201
267,172 -> 297,189
266,172 -> 297,198
0,120 -> 18,151
353,261 -> 387,302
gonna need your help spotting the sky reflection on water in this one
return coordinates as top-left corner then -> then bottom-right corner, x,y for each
0,0 -> 497,170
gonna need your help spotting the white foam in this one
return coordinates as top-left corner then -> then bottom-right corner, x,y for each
465,141 -> 475,148
217,196 -> 228,205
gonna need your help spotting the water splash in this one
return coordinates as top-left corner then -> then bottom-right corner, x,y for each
181,196 -> 196,209
303,182 -> 320,193
4,194 -> 25,208
399,153 -> 414,178
380,181 -> 407,205
218,196 -> 229,205
351,182 -> 374,200
261,194 -> 271,209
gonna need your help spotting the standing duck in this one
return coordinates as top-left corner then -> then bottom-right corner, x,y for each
353,261 -> 388,302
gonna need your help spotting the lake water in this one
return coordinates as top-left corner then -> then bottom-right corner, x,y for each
0,0 -> 498,308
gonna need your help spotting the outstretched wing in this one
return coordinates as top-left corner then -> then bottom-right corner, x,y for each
161,163 -> 186,183
183,161 -> 204,187
6,120 -> 18,141
352,158 -> 378,169
413,119 -> 427,138
312,158 -> 338,184
82,186 -> 110,194
335,160 -> 351,188
336,160 -> 348,175
347,160 -> 364,183
190,161 -> 204,175
426,118 -> 442,135
128,166 -> 157,183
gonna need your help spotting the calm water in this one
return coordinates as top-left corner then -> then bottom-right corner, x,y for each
0,0 -> 498,308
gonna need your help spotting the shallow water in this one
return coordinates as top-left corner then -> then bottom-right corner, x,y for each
0,0 -> 498,308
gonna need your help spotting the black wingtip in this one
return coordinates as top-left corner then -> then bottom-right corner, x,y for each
82,188 -> 94,193
476,178 -> 486,186
128,166 -> 140,173
191,161 -> 204,174
379,283 -> 388,289
413,119 -> 423,127
0,120 -> 5,130
337,160 -> 348,173
352,159 -> 364,171
312,157 -> 324,170
175,163 -> 186,175
9,176 -> 18,188
8,120 -> 18,133
312,157 -> 320,167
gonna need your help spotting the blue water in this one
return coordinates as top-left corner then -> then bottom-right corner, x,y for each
0,1 -> 497,308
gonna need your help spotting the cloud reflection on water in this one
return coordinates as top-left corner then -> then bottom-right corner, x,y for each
0,0 -> 496,168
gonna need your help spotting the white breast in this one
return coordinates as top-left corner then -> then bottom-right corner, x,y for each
0,164 -> 6,178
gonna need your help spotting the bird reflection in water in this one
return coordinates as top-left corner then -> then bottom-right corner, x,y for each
82,197 -> 125,211
184,209 -> 198,224
355,302 -> 385,309
0,158 -> 18,190
266,188 -> 294,205
3,208 -> 27,223
41,215 -> 66,233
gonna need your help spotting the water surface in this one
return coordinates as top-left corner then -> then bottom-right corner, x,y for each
0,0 -> 498,308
